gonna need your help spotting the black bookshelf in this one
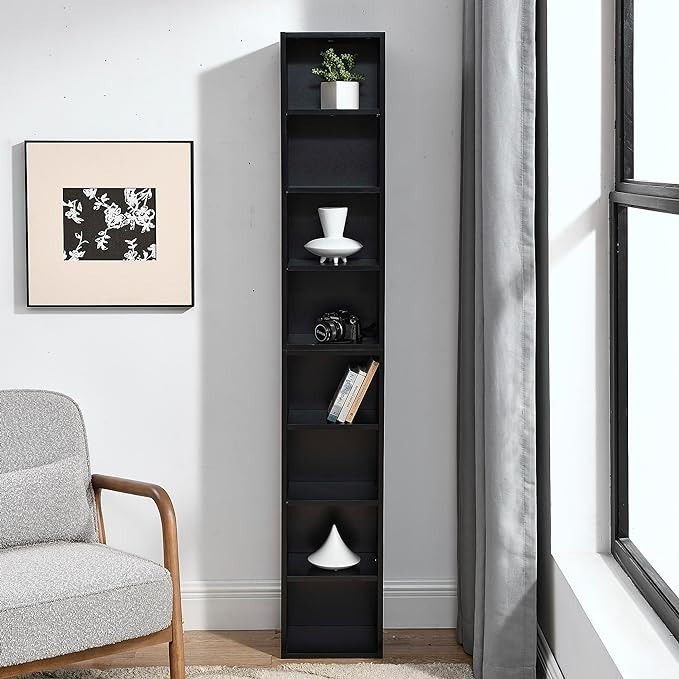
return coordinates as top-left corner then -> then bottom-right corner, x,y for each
281,32 -> 385,659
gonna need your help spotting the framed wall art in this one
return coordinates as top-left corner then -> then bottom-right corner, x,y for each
25,140 -> 194,307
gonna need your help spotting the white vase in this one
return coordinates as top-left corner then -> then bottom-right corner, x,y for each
318,207 -> 348,238
303,237 -> 363,265
320,81 -> 360,110
307,524 -> 361,570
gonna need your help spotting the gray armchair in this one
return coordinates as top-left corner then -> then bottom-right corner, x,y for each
0,390 -> 185,678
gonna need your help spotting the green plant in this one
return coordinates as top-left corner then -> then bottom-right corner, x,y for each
311,48 -> 364,82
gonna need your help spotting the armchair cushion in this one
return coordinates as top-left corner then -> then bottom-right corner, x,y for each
0,390 -> 98,546
0,455 -> 97,548
0,541 -> 172,667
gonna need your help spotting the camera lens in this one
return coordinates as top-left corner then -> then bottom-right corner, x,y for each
314,322 -> 331,342
330,318 -> 343,341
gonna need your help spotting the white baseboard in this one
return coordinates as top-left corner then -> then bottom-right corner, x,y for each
181,579 -> 457,630
384,579 -> 457,628
537,625 -> 565,679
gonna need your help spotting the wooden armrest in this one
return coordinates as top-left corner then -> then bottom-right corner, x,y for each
92,474 -> 172,509
91,473 -> 180,581
91,474 -> 185,660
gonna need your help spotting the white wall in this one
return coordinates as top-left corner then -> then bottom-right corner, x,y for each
0,0 -> 462,629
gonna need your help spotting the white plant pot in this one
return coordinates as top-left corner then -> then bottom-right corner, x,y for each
318,207 -> 348,239
320,81 -> 360,110
307,524 -> 361,570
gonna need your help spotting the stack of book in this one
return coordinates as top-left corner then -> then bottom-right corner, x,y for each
327,360 -> 380,424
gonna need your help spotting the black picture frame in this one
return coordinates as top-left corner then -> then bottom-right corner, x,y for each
25,140 -> 194,308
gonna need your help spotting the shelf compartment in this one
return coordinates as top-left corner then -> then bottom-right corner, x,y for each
284,35 -> 381,111
287,410 -> 378,429
286,334 -> 381,353
286,193 -> 379,262
285,625 -> 378,657
287,429 -> 378,483
287,581 -> 378,627
288,481 -> 377,502
286,353 -> 379,417
286,271 -> 379,338
287,504 -> 377,555
287,551 -> 378,579
287,258 -> 379,272
288,117 -> 379,188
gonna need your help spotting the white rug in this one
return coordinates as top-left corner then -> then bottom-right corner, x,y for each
28,664 -> 473,679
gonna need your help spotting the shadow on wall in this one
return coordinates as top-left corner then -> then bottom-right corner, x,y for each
198,44 -> 281,622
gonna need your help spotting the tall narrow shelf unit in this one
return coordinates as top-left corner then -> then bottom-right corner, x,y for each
281,32 -> 385,658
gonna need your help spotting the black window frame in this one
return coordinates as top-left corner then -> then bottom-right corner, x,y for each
611,0 -> 679,642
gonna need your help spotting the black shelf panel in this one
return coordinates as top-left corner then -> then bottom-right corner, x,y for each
286,186 -> 381,194
284,32 -> 383,38
286,334 -> 381,353
287,258 -> 380,272
287,109 -> 380,117
287,551 -> 378,579
287,410 -> 379,429
288,481 -> 378,501
287,498 -> 379,507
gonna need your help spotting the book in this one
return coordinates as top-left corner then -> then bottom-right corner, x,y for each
338,366 -> 367,423
327,367 -> 360,423
345,359 -> 379,424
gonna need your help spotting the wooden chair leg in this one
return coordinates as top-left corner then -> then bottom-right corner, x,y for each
168,552 -> 185,679
169,618 -> 185,679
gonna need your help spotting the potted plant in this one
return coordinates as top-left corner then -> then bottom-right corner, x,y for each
311,48 -> 364,110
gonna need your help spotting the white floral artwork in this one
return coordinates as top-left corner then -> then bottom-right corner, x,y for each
62,187 -> 156,261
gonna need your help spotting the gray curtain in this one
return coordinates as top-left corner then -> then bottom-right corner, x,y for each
457,0 -> 537,678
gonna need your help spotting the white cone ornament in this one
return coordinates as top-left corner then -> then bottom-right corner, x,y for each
307,524 -> 361,570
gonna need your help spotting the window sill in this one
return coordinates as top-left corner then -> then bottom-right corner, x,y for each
553,551 -> 679,678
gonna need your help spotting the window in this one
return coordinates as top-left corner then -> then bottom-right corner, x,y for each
611,0 -> 679,640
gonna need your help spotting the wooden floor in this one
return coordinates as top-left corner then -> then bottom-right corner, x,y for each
71,630 -> 471,668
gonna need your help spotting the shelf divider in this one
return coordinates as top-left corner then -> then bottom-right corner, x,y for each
286,186 -> 381,194
287,258 -> 380,272
287,109 -> 380,117
287,409 -> 379,430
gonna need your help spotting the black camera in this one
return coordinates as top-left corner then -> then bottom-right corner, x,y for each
314,310 -> 361,344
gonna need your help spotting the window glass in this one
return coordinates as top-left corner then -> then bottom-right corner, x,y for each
633,2 -> 679,182
627,207 -> 679,593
